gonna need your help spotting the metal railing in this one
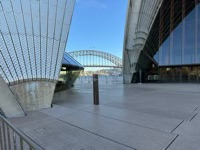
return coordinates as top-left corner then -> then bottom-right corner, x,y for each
0,114 -> 43,150
75,75 -> 123,85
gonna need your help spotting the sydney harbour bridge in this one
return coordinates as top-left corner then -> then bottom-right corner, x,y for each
68,50 -> 122,68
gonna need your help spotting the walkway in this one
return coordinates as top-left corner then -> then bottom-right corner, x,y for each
9,83 -> 200,150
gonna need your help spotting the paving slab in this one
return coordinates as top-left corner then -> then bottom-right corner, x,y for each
39,105 -> 77,118
194,106 -> 200,113
83,105 -> 183,132
173,120 -> 200,138
105,101 -> 196,121
14,117 -> 134,150
115,92 -> 200,109
7,83 -> 200,150
119,99 -> 198,113
58,111 -> 177,150
56,102 -> 94,110
167,135 -> 200,150
9,111 -> 49,126
191,113 -> 200,122
53,91 -> 118,106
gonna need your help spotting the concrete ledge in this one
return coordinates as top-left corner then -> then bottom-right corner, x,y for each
0,76 -> 25,118
10,81 -> 56,111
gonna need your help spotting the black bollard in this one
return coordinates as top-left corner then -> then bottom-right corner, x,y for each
93,74 -> 99,105
139,70 -> 142,84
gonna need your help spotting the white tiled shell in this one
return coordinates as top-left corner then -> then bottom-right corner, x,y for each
0,0 -> 75,84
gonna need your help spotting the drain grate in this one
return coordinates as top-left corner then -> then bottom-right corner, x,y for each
34,127 -> 47,133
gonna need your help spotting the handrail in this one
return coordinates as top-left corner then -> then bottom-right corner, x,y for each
0,114 -> 43,150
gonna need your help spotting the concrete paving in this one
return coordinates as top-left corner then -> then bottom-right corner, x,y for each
9,83 -> 200,150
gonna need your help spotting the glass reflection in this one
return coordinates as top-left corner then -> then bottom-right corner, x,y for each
157,2 -> 200,66
171,23 -> 182,65
158,66 -> 200,83
55,69 -> 82,92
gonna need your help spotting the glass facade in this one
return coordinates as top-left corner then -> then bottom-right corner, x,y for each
158,66 -> 200,82
55,52 -> 84,92
56,70 -> 82,92
146,0 -> 200,83
157,0 -> 200,66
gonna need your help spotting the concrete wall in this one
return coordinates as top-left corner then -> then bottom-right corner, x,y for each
123,0 -> 163,84
10,81 -> 56,111
0,76 -> 25,118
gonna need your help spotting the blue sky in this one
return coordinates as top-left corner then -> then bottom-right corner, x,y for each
66,0 -> 128,58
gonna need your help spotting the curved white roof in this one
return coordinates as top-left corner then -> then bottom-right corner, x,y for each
0,0 -> 75,84
123,0 -> 163,83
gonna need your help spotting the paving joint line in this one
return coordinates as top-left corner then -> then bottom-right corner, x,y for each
52,104 -> 180,135
53,103 -> 94,112
193,106 -> 199,112
55,117 -> 137,150
171,120 -> 184,133
164,135 -> 179,150
81,109 -> 178,134
189,113 -> 198,122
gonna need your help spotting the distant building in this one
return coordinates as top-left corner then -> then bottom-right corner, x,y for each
123,0 -> 200,83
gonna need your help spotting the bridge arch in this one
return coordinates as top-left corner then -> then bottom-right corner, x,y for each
68,50 -> 122,68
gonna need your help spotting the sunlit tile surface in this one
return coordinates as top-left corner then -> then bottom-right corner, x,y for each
0,0 -> 75,84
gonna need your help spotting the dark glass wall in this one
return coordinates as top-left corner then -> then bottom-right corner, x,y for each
159,66 -> 200,82
197,4 -> 200,62
55,68 -> 82,92
156,0 -> 200,66
149,0 -> 200,83
135,0 -> 200,83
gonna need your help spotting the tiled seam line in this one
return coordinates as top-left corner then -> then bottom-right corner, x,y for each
47,105 -> 182,134
164,135 -> 179,150
54,117 -> 137,150
193,105 -> 199,112
52,103 -> 94,111
40,108 -> 179,137
38,106 -> 137,150
40,105 -> 180,149
189,113 -> 198,122
81,109 -> 182,134
170,120 -> 184,133
55,99 -> 194,116
151,90 -> 200,96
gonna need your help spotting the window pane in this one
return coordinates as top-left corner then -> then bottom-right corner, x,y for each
184,6 -> 195,64
171,23 -> 182,64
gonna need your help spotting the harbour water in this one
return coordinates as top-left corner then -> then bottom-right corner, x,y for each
75,75 -> 123,85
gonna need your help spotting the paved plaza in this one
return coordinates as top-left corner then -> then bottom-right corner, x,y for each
9,83 -> 200,150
